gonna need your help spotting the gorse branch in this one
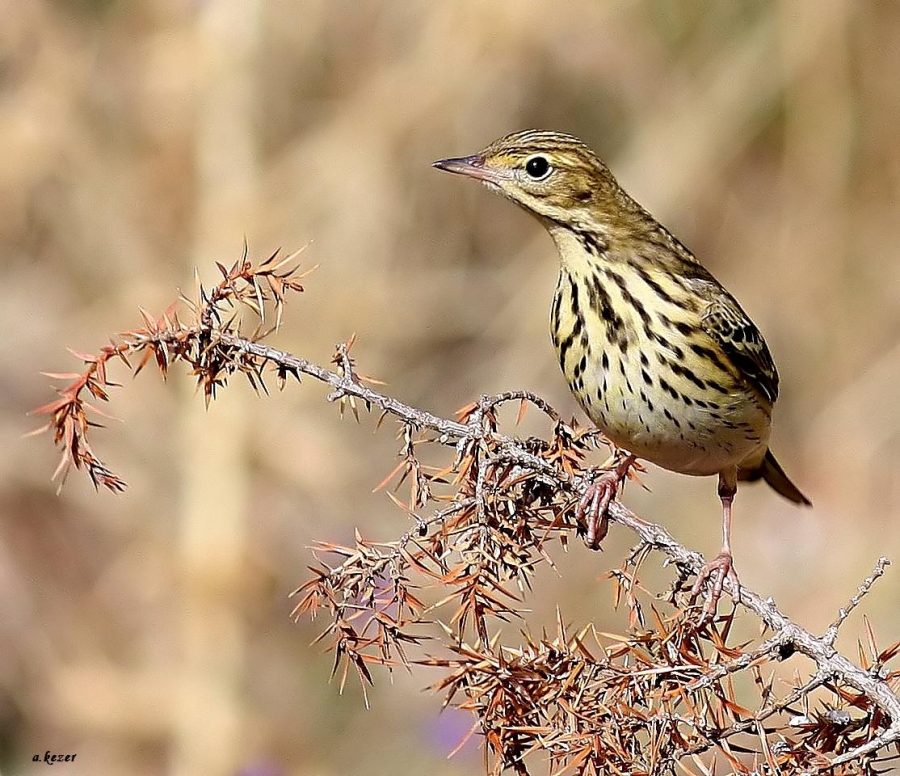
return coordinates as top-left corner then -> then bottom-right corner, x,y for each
31,246 -> 313,491
35,250 -> 900,775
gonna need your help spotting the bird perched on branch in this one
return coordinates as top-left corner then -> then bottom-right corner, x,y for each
434,129 -> 810,612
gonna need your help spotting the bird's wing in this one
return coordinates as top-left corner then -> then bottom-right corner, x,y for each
700,293 -> 779,405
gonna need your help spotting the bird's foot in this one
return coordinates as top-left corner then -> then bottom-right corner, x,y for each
576,474 -> 617,549
576,456 -> 635,549
689,549 -> 741,617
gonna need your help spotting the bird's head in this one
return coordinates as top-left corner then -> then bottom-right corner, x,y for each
433,130 -> 632,232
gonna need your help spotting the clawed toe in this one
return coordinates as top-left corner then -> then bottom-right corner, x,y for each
575,454 -> 636,551
576,475 -> 618,549
689,550 -> 741,616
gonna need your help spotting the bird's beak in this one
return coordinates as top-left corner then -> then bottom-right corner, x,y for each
432,155 -> 501,184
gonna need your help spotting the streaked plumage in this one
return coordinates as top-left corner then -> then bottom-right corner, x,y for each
434,129 -> 810,610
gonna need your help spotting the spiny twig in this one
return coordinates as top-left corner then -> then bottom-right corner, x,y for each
823,557 -> 892,647
34,251 -> 900,775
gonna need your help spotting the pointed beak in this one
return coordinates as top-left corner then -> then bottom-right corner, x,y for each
432,154 -> 500,184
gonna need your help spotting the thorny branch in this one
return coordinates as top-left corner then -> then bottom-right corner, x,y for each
35,251 -> 900,775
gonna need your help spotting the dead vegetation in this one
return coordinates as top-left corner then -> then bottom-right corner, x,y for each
35,254 -> 900,775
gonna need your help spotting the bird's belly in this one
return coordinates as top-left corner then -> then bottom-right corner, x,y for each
550,262 -> 774,476
599,412 -> 764,476
571,351 -> 770,477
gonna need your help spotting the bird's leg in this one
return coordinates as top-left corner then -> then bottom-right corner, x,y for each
690,469 -> 741,615
576,452 -> 637,549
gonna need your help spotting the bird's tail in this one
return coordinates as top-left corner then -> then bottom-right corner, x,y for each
739,448 -> 811,506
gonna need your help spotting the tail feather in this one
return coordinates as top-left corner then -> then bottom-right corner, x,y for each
739,449 -> 811,506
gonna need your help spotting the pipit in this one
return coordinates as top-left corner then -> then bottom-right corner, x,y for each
434,130 -> 810,612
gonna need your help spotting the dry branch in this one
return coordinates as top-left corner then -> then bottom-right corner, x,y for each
34,251 -> 900,775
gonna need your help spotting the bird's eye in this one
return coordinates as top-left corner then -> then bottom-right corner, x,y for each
525,155 -> 552,180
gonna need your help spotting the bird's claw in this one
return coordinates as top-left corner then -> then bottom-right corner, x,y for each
576,456 -> 635,549
576,473 -> 619,549
689,550 -> 741,617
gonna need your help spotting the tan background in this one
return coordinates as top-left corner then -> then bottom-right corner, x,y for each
2,1 -> 900,774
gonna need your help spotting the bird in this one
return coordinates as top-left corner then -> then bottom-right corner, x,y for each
433,129 -> 811,612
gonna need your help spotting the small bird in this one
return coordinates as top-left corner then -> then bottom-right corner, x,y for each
434,130 -> 810,611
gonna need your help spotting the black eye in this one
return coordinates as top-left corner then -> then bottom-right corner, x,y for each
525,155 -> 551,179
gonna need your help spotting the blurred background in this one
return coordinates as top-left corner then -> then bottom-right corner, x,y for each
2,0 -> 900,773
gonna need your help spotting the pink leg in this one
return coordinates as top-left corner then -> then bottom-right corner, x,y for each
690,468 -> 741,615
576,454 -> 636,549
